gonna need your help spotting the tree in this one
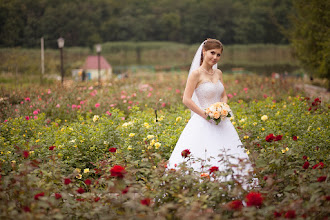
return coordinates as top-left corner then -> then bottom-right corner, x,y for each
289,0 -> 330,86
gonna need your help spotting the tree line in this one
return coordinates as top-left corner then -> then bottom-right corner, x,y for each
0,0 -> 292,48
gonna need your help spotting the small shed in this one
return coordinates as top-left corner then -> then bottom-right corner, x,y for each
82,55 -> 112,80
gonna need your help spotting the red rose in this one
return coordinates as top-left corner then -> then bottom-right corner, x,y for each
227,200 -> 243,210
209,166 -> 219,174
122,186 -> 129,194
325,196 -> 330,201
94,197 -> 100,202
292,136 -> 298,141
64,178 -> 71,185
245,191 -> 263,207
314,98 -> 321,103
317,176 -> 327,182
302,155 -> 307,160
23,206 -> 31,212
23,151 -> 29,159
34,192 -> 45,200
140,198 -> 151,206
49,146 -> 55,150
110,165 -> 126,178
109,147 -> 117,153
302,161 -> 309,169
55,193 -> 62,199
284,210 -> 296,219
275,135 -> 283,141
77,187 -> 85,194
265,133 -> 275,142
274,211 -> 282,218
84,179 -> 92,185
312,162 -> 324,169
263,176 -> 268,180
181,149 -> 191,158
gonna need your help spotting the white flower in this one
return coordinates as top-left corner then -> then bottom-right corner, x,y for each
93,115 -> 100,122
261,115 -> 268,121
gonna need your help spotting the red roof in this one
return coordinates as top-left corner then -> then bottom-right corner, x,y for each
82,55 -> 111,69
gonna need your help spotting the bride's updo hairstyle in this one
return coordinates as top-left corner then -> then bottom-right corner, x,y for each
200,38 -> 223,65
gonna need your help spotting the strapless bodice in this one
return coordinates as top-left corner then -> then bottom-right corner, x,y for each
195,80 -> 224,109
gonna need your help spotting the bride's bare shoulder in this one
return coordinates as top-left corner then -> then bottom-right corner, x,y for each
189,69 -> 201,80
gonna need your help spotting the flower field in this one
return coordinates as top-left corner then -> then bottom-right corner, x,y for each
0,72 -> 329,219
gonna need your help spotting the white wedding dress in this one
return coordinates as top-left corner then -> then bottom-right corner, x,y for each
168,80 -> 254,184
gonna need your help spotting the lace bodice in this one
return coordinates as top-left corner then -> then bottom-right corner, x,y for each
195,80 -> 224,109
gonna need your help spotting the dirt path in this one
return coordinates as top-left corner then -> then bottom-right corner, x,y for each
295,83 -> 330,103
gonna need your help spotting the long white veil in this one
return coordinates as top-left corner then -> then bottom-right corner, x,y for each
188,42 -> 218,116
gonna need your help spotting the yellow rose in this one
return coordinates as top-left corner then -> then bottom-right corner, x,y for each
155,142 -> 161,149
129,133 -> 135,137
150,139 -> 156,146
261,115 -> 268,121
176,117 -> 182,122
76,174 -> 82,179
84,168 -> 89,173
147,135 -> 154,139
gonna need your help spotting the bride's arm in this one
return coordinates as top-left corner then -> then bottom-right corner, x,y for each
218,70 -> 228,103
182,70 -> 208,120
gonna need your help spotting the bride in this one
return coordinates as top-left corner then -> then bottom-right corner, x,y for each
168,39 -> 255,186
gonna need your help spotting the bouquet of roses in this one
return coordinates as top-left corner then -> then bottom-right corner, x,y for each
205,102 -> 232,125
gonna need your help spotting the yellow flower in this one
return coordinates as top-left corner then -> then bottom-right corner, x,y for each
147,146 -> 152,149
11,160 -> 16,163
147,135 -> 154,139
150,139 -> 156,146
30,151 -> 34,154
232,122 -> 236,125
76,174 -> 82,179
317,127 -> 321,131
239,119 -> 246,123
155,142 -> 161,149
127,146 -> 132,150
262,128 -> 265,131
281,149 -> 286,153
58,153 -> 63,157
286,147 -> 289,151
7,151 -> 11,154
144,122 -> 150,128
176,117 -> 182,122
75,168 -> 81,173
152,166 -> 156,169
129,133 -> 135,137
261,115 -> 268,121
253,122 -> 257,126
84,168 -> 90,173
283,105 -> 286,108
246,150 -> 250,155
36,139 -> 40,143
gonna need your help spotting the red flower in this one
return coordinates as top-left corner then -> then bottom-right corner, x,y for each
55,193 -> 62,199
23,151 -> 29,159
84,179 -> 92,185
275,135 -> 283,141
245,192 -> 263,207
209,166 -> 219,174
317,176 -> 327,182
312,162 -> 324,169
49,145 -> 55,150
181,149 -> 191,158
122,186 -> 129,194
64,178 -> 71,185
302,155 -> 307,160
110,165 -> 126,178
325,196 -> 330,201
284,210 -> 296,219
227,200 -> 243,210
140,198 -> 151,206
109,147 -> 117,153
292,136 -> 298,141
302,161 -> 309,169
77,187 -> 85,194
263,176 -> 268,181
265,133 -> 275,142
23,206 -> 31,212
34,192 -> 45,200
94,197 -> 100,202
274,211 -> 282,218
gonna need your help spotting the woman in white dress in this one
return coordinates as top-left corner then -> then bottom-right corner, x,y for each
168,39 -> 254,185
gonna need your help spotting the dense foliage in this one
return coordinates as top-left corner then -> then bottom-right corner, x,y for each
0,0 -> 292,48
0,73 -> 329,219
289,0 -> 330,82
